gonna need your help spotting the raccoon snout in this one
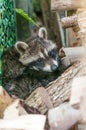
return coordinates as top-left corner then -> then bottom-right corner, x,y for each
51,64 -> 58,71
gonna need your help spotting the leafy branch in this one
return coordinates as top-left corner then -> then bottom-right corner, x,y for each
15,8 -> 39,27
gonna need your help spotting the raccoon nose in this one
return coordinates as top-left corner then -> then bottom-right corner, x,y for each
51,64 -> 58,71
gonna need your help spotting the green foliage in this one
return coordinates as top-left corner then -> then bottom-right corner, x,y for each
15,8 -> 39,27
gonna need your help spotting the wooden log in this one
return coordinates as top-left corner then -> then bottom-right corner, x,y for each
70,76 -> 86,123
77,10 -> 86,46
0,86 -> 12,118
61,57 -> 71,68
26,61 -> 84,114
61,15 -> 78,28
61,16 -> 80,46
78,30 -> 86,46
4,99 -> 28,119
48,103 -> 80,130
59,47 -> 86,64
67,28 -> 80,47
78,10 -> 86,29
0,115 -> 46,130
51,0 -> 86,11
78,124 -> 86,130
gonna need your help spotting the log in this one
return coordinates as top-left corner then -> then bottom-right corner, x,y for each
51,0 -> 86,11
77,10 -> 86,46
79,30 -> 86,46
48,102 -> 80,130
67,28 -> 79,47
70,76 -> 86,123
4,99 -> 28,119
59,47 -> 86,64
4,99 -> 42,118
0,115 -> 46,130
61,57 -> 71,68
61,18 -> 80,46
26,61 -> 84,114
0,86 -> 12,118
78,10 -> 86,29
61,15 -> 78,28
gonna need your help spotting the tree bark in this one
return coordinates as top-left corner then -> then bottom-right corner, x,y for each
0,115 -> 46,130
48,103 -> 80,130
0,86 -> 12,118
59,47 -> 86,64
51,0 -> 86,11
61,15 -> 78,28
40,0 -> 62,49
77,10 -> 86,46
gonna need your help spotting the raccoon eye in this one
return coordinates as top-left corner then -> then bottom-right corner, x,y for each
48,48 -> 57,59
37,58 -> 43,63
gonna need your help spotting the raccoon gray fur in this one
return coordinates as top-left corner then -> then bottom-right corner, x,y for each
3,27 -> 60,99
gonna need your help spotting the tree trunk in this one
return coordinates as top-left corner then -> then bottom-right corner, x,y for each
77,10 -> 86,46
51,0 -> 86,11
40,0 -> 62,49
61,15 -> 78,28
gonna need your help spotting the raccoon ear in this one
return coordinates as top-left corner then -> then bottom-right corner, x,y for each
15,41 -> 28,55
38,27 -> 47,40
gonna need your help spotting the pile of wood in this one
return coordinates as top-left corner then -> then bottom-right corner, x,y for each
0,87 -> 46,130
1,0 -> 86,130
1,74 -> 86,130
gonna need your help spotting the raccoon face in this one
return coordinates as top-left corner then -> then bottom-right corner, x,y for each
15,27 -> 59,72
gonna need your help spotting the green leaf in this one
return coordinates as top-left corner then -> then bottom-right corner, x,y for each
15,8 -> 39,27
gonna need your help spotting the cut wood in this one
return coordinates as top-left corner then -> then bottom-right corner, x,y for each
60,15 -> 80,46
4,99 -> 41,118
0,86 -> 12,118
61,57 -> 71,68
26,61 -> 84,114
67,28 -> 79,47
3,99 -> 47,130
61,15 -> 78,28
48,102 -> 81,130
59,47 -> 86,64
78,10 -> 86,30
0,115 -> 46,130
70,76 -> 86,123
4,99 -> 28,119
79,30 -> 86,46
77,10 -> 86,46
51,0 -> 86,11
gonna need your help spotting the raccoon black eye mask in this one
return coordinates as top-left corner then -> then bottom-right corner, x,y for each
28,58 -> 45,71
24,48 -> 59,72
48,48 -> 58,60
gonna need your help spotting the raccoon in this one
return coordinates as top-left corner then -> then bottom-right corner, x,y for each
15,27 -> 59,72
3,27 -> 60,99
